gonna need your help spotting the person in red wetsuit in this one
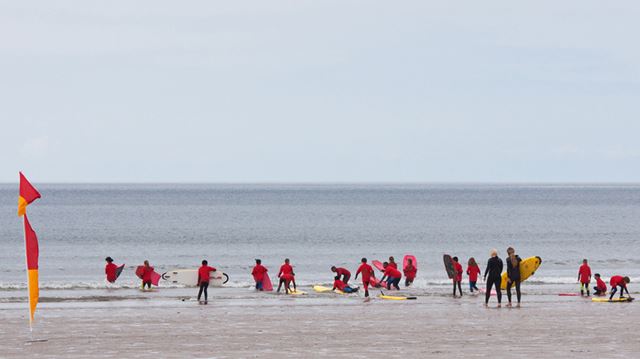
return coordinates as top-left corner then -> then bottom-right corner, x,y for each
380,262 -> 402,290
609,275 -> 631,300
141,260 -> 154,290
105,257 -> 118,283
403,258 -> 417,287
577,259 -> 592,296
452,256 -> 463,297
331,266 -> 351,284
197,260 -> 217,304
252,259 -> 268,291
277,258 -> 296,294
466,257 -> 481,293
355,258 -> 376,299
332,276 -> 358,293
388,256 -> 398,269
593,273 -> 607,296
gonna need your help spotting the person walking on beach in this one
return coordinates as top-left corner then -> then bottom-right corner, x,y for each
355,258 -> 375,300
277,258 -> 296,293
197,260 -> 217,304
105,257 -> 118,283
140,260 -> 154,290
506,247 -> 522,307
484,249 -> 503,307
252,259 -> 268,291
404,258 -> 417,287
609,275 -> 631,300
452,256 -> 463,297
331,266 -> 351,284
577,259 -> 592,296
466,257 -> 481,294
380,261 -> 402,290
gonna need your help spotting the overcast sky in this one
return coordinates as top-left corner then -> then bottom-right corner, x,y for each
1,1 -> 639,183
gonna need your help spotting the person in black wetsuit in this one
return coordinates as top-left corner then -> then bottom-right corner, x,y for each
484,249 -> 503,307
506,247 -> 522,307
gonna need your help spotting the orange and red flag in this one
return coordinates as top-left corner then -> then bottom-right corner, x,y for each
24,214 -> 39,324
18,172 -> 41,217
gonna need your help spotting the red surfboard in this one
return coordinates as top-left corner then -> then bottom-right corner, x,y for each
372,260 -> 385,272
262,275 -> 273,291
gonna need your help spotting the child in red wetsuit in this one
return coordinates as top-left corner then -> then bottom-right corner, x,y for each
141,260 -> 154,290
105,257 -> 118,283
355,258 -> 375,299
332,276 -> 358,293
403,259 -> 417,287
593,273 -> 607,296
577,259 -> 592,296
331,266 -> 351,284
453,257 -> 463,297
380,262 -> 402,290
388,256 -> 398,269
609,275 -> 631,300
466,257 -> 481,293
197,260 -> 217,304
277,258 -> 296,294
252,259 -> 268,291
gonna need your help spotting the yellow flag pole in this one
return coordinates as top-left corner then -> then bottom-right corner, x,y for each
23,215 -> 33,333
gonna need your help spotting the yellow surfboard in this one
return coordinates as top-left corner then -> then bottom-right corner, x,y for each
379,293 -> 417,300
313,285 -> 333,293
288,289 -> 307,295
592,297 -> 633,303
500,256 -> 542,290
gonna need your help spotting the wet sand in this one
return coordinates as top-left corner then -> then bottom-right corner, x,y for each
2,290 -> 638,358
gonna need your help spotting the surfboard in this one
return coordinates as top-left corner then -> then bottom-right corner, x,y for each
288,289 -> 306,295
136,266 -> 161,286
592,297 -> 634,303
558,293 -> 580,296
372,260 -> 385,272
443,254 -> 455,279
313,285 -> 333,293
115,264 -> 125,280
370,277 -> 384,288
262,275 -> 273,291
379,292 -> 417,300
403,255 -> 417,271
500,256 -> 542,290
161,269 -> 229,287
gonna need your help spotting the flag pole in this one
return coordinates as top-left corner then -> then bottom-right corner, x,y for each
23,215 -> 33,333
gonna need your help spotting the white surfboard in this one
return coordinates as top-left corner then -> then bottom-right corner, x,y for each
161,269 -> 229,287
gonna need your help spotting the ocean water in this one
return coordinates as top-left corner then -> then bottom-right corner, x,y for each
1,183 -> 639,299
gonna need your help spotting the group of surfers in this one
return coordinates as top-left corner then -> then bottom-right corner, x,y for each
105,248 -> 632,305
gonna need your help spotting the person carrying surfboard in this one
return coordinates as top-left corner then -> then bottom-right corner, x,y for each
197,260 -> 217,304
380,262 -> 402,290
252,259 -> 269,291
609,275 -> 631,301
140,260 -> 155,290
105,257 -> 118,283
403,258 -> 417,287
506,247 -> 522,307
577,259 -> 592,296
355,258 -> 375,299
331,266 -> 351,284
466,257 -> 481,293
484,249 -> 503,307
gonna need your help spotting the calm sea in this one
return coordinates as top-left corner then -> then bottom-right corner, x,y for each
1,184 -> 639,296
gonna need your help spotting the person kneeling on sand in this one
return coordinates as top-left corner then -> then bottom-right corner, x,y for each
593,273 -> 607,296
609,275 -> 632,300
332,276 -> 359,293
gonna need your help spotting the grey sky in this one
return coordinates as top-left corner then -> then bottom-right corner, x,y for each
1,1 -> 639,182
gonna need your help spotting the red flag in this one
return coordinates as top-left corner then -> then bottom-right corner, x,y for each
24,214 -> 39,323
18,172 -> 41,216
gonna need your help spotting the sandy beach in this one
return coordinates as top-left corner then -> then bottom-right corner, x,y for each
2,288 -> 638,358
